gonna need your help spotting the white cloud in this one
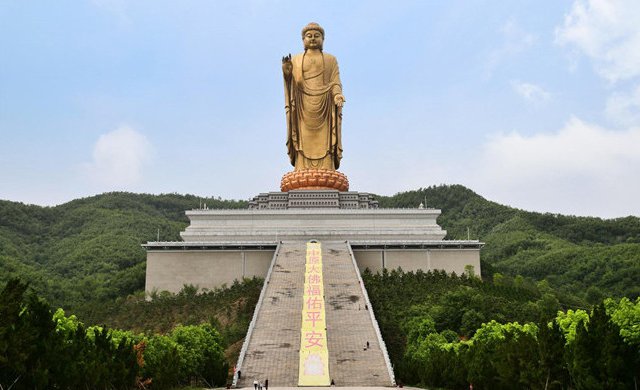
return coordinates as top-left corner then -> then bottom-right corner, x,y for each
84,125 -> 153,188
486,18 -> 537,76
511,80 -> 551,104
468,118 -> 640,217
606,84 -> 640,126
556,0 -> 640,82
501,18 -> 536,47
544,1 -> 640,216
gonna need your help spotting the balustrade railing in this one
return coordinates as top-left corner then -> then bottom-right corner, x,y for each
346,241 -> 396,386
232,242 -> 282,387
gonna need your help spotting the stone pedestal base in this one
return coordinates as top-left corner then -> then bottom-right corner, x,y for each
281,169 -> 349,192
144,205 -> 484,295
248,190 -> 378,209
179,208 -> 448,242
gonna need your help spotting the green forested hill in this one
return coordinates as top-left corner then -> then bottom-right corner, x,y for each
1,185 -> 638,312
0,192 -> 247,310
2,186 -> 639,389
377,185 -> 640,302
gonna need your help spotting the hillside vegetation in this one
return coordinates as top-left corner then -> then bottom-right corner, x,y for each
364,269 -> 639,389
377,185 -> 640,302
1,278 -> 235,390
1,185 -> 639,389
0,192 -> 246,311
2,185 -> 639,313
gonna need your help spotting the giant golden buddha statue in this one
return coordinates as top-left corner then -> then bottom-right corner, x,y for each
280,22 -> 349,192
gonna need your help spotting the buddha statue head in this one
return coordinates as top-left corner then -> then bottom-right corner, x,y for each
302,22 -> 324,51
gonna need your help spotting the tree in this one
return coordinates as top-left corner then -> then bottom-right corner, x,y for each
170,324 -> 228,387
567,304 -> 638,389
0,278 -> 139,390
537,320 -> 570,389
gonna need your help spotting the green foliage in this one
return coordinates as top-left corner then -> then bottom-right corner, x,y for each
53,308 -> 82,336
139,324 -> 228,389
143,334 -> 182,389
466,321 -> 543,389
377,185 -> 640,301
363,269 -> 554,381
555,308 -> 589,344
1,278 -> 233,390
2,185 -> 638,311
80,278 -> 262,355
403,316 -> 437,345
377,184 -> 640,244
398,297 -> 639,389
0,278 -> 138,389
170,324 -> 228,387
405,304 -> 640,389
537,320 -> 570,389
605,296 -> 640,345
366,267 -> 640,388
0,192 -> 247,310
2,186 -> 639,388
565,303 -> 638,389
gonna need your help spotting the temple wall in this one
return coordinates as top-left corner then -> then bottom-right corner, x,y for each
353,248 -> 481,277
353,250 -> 383,273
146,247 -> 481,295
429,249 -> 480,276
243,251 -> 274,278
145,250 -> 274,295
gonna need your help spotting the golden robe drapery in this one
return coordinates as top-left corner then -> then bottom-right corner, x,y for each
284,52 -> 343,170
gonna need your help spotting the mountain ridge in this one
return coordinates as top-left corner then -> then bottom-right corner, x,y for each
1,185 -> 638,311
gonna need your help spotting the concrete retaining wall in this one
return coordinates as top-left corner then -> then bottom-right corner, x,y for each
145,249 -> 274,295
145,246 -> 481,295
353,248 -> 481,277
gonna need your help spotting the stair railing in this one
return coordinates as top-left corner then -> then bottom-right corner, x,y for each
346,241 -> 397,387
232,241 -> 282,387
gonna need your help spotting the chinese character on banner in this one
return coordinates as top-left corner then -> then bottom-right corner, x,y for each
307,274 -> 321,284
307,264 -> 321,273
306,296 -> 323,310
306,285 -> 322,296
305,311 -> 322,327
304,331 -> 324,348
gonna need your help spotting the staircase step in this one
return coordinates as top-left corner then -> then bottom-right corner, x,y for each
323,242 -> 391,387
237,241 -> 392,387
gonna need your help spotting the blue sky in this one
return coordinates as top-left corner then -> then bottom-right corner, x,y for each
1,1 -> 639,218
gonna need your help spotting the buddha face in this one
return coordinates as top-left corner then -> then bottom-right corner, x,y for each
303,30 -> 324,50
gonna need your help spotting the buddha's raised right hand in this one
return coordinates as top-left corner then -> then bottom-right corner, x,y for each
282,54 -> 293,77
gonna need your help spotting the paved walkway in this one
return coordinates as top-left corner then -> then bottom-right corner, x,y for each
322,241 -> 391,386
237,241 -> 392,388
237,242 -> 306,387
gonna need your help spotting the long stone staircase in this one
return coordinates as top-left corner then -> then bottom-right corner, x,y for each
322,241 -> 392,386
236,242 -> 305,387
235,241 -> 393,387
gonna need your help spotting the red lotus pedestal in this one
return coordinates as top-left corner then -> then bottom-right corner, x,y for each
280,169 -> 349,192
